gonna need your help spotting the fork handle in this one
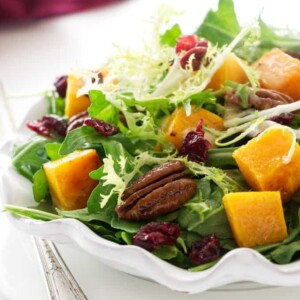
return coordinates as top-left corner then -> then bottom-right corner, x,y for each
33,237 -> 88,300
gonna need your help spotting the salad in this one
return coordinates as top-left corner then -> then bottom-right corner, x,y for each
5,0 -> 300,272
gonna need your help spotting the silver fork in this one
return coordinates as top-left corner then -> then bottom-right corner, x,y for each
0,85 -> 88,300
33,237 -> 88,300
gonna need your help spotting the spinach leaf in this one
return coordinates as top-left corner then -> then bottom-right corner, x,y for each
59,126 -> 134,156
32,168 -> 49,202
153,246 -> 179,260
111,216 -> 141,233
178,178 -> 233,239
269,241 -> 300,264
45,143 -> 64,161
87,183 -> 118,220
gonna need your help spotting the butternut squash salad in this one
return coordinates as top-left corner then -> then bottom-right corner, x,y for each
6,0 -> 300,271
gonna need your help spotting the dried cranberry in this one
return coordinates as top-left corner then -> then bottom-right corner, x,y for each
180,46 -> 207,71
84,117 -> 119,136
268,113 -> 295,126
133,222 -> 180,252
26,115 -> 67,138
188,234 -> 221,265
179,120 -> 211,163
54,75 -> 68,98
175,35 -> 198,53
195,39 -> 208,48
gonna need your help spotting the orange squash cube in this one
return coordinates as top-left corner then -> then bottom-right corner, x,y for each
223,191 -> 287,248
233,127 -> 300,203
206,53 -> 248,91
254,48 -> 300,100
163,106 -> 225,149
65,74 -> 91,118
43,149 -> 101,210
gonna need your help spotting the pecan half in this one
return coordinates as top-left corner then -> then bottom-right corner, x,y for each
66,110 -> 89,133
116,161 -> 197,220
225,88 -> 294,110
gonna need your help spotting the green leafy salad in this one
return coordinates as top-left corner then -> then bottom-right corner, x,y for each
6,0 -> 300,271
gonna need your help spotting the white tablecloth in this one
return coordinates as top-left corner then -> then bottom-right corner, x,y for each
1,0 -> 300,299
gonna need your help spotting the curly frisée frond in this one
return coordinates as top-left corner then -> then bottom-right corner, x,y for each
85,5 -> 181,101
98,152 -> 173,208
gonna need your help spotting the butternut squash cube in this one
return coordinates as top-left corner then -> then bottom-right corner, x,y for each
233,127 -> 300,203
43,149 -> 101,210
65,74 -> 91,118
223,191 -> 287,248
253,48 -> 300,100
206,53 -> 248,91
163,106 -> 225,149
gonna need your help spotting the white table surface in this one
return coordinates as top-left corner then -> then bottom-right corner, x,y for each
1,0 -> 300,299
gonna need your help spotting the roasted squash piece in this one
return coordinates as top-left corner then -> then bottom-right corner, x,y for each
65,74 -> 91,118
163,106 -> 225,149
233,127 -> 300,203
43,149 -> 102,210
206,53 -> 248,91
223,191 -> 287,248
253,48 -> 300,100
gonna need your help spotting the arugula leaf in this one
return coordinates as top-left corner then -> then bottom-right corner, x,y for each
88,90 -> 120,125
160,23 -> 182,47
12,136 -> 54,181
4,205 -> 61,221
188,259 -> 220,272
195,0 -> 240,46
258,18 -> 300,51
57,207 -> 112,223
115,231 -> 133,245
235,18 -> 300,62
132,97 -> 172,120
196,0 -> 300,63
46,91 -> 65,116
207,147 -> 238,168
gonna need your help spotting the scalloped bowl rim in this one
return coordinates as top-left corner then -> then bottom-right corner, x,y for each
1,98 -> 300,293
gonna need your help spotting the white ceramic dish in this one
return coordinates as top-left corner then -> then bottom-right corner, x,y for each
1,98 -> 300,294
